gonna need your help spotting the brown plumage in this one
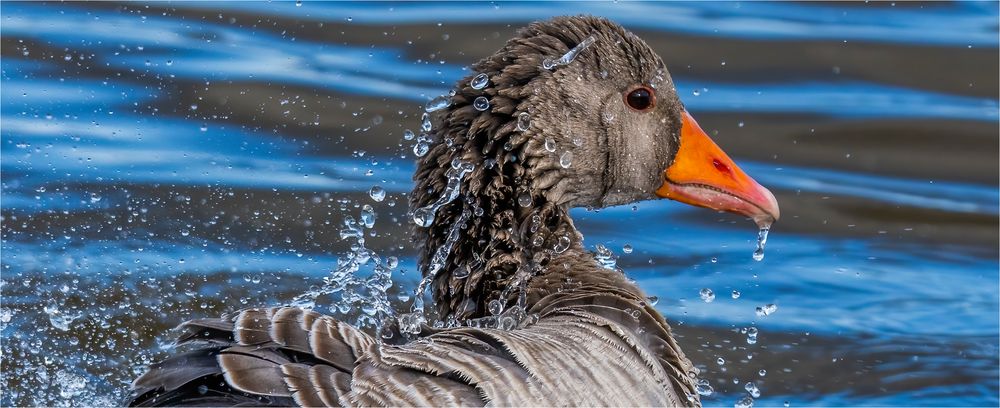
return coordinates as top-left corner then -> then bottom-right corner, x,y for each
128,15 -> 710,407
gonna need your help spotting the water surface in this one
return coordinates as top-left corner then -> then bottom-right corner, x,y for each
1,2 -> 998,406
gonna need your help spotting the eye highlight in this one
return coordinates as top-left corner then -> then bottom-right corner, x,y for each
624,86 -> 655,112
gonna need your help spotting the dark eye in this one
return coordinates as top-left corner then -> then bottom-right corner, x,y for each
624,86 -> 655,111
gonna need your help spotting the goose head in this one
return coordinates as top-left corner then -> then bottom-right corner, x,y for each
411,15 -> 779,319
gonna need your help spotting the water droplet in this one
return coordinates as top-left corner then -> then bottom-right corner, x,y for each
360,205 -> 376,229
473,96 -> 490,111
755,303 -> 778,317
553,236 -> 571,253
544,137 -> 556,152
543,35 -> 596,70
470,73 -> 489,89
295,0 -> 302,6
403,129 -> 415,140
386,256 -> 399,269
700,288 -> 715,303
731,290 -> 741,299
421,112 -> 432,132
758,369 -> 766,377
622,244 -> 633,254
517,112 -> 531,131
744,382 -> 761,398
412,208 -> 435,227
369,186 -> 386,202
413,142 -> 429,157
717,357 -> 726,365
425,95 -> 451,112
747,326 -> 759,344
753,226 -> 770,261
692,89 -> 701,96
488,299 -> 504,316
710,256 -> 718,263
559,151 -> 573,168
695,378 -> 714,396
646,295 -> 659,306
517,193 -> 532,207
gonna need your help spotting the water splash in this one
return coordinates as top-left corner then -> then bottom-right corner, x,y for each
412,161 -> 475,227
291,206 -> 395,340
594,244 -> 618,270
542,35 -> 597,70
752,225 -> 770,261
399,208 -> 471,334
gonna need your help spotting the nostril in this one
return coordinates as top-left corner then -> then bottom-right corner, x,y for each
712,158 -> 731,175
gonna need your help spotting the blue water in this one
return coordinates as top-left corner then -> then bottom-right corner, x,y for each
1,2 -> 997,406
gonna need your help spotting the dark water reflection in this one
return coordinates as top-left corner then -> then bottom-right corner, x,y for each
1,2 -> 997,406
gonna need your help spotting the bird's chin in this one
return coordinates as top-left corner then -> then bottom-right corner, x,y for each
658,181 -> 779,228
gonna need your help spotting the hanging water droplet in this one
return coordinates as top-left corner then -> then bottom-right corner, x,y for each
553,235 -> 571,253
622,244 -> 633,254
425,95 -> 451,112
470,73 -> 489,89
517,112 -> 531,131
544,137 -> 556,152
369,186 -> 386,202
403,129 -> 415,140
753,226 -> 770,261
517,193 -> 532,207
731,290 -> 741,299
559,151 -> 573,168
695,378 -> 714,396
700,288 -> 715,303
473,96 -> 490,111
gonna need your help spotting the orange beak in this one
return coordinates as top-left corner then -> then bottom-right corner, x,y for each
656,110 -> 780,227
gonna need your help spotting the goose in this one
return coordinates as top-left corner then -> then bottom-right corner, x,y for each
127,15 -> 779,407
